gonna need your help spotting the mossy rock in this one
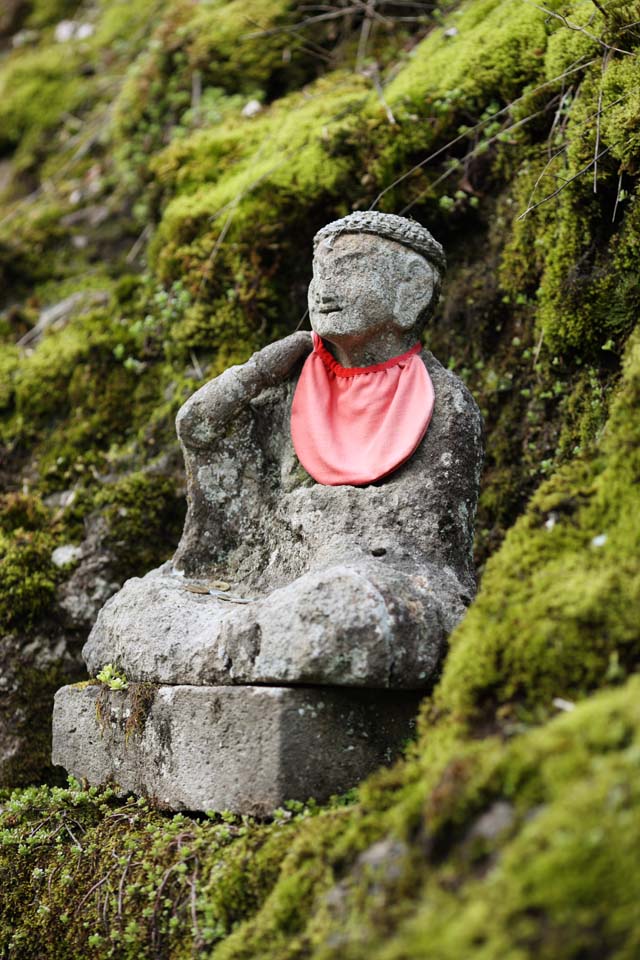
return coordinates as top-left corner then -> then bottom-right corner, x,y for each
1,0 -> 640,954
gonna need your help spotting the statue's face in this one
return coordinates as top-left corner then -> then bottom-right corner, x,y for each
308,232 -> 435,343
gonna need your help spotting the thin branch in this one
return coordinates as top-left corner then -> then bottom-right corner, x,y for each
593,52 -> 610,192
243,7 -> 362,38
589,0 -> 608,17
526,145 -> 568,211
400,99 -> 560,214
517,145 -> 612,220
370,54 -> 597,210
356,1 -> 376,71
74,868 -> 116,914
521,0 -> 634,56
612,170 -> 624,221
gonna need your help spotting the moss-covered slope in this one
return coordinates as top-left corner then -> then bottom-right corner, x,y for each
1,0 -> 639,955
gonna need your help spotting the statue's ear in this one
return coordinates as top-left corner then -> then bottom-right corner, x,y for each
393,256 -> 435,330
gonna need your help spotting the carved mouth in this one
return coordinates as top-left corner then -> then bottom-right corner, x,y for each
317,304 -> 343,314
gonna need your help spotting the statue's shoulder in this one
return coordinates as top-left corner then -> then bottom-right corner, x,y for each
421,350 -> 483,438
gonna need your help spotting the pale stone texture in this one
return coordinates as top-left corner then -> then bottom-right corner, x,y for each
84,345 -> 482,689
84,560 -> 466,688
53,683 -> 420,815
56,213 -> 484,812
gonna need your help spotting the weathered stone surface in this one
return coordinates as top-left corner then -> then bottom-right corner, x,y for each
57,513 -> 122,630
52,683 -> 421,814
85,343 -> 482,688
83,559 -> 466,688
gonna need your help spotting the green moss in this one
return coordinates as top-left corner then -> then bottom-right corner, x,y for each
0,529 -> 58,632
0,46 -> 88,165
2,678 -> 640,958
386,0 -> 551,106
1,0 -> 640,954
25,0 -> 81,29
435,328 -> 640,724
90,471 -> 185,580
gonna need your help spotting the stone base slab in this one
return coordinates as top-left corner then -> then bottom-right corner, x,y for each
52,683 -> 421,815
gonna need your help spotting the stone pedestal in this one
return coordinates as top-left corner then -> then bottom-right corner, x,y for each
53,683 -> 420,815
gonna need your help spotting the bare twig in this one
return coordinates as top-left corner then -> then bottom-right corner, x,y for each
526,145 -> 568,212
399,97 -> 561,215
117,851 -> 134,920
547,87 -> 574,158
589,0 -> 608,17
533,329 -> 544,366
612,170 -> 624,221
362,64 -> 396,123
126,223 -> 152,263
75,868 -> 116,914
243,6 -> 362,38
517,145 -> 612,220
370,54 -> 597,210
521,0 -> 634,56
593,53 -> 610,192
356,1 -> 375,71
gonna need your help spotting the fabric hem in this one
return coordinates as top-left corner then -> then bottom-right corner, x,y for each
312,332 -> 422,378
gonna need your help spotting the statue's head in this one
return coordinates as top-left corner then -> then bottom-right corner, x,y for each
308,212 -> 446,349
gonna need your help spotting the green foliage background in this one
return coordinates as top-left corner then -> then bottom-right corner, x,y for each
0,0 -> 639,955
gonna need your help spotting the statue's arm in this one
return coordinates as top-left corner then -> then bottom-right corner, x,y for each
176,331 -> 312,449
413,353 -> 484,589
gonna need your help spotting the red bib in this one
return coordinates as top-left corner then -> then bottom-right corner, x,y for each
291,333 -> 434,486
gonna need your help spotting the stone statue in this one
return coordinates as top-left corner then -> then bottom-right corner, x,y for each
53,212 -> 483,814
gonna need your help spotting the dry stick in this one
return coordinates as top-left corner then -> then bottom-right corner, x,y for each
525,145 -> 569,213
589,0 -> 608,16
593,52 -> 610,192
399,97 -> 561,215
369,54 -> 598,210
356,1 -> 375,71
241,14 -> 334,63
117,852 -> 135,921
517,145 -> 612,220
403,73 -> 638,217
126,223 -> 152,264
243,6 -> 363,38
63,822 -> 83,849
75,868 -> 116,914
366,67 -> 397,123
521,0 -> 634,56
521,83 -> 640,215
612,170 -> 624,221
188,863 -> 201,944
354,0 -> 395,27
533,328 -> 545,368
547,86 -> 574,159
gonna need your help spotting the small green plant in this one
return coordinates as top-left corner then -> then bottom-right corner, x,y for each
95,663 -> 129,691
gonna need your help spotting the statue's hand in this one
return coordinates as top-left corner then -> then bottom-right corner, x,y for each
177,331 -> 312,449
251,331 -> 313,384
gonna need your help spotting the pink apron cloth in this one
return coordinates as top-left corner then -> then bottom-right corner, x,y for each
291,332 -> 434,486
